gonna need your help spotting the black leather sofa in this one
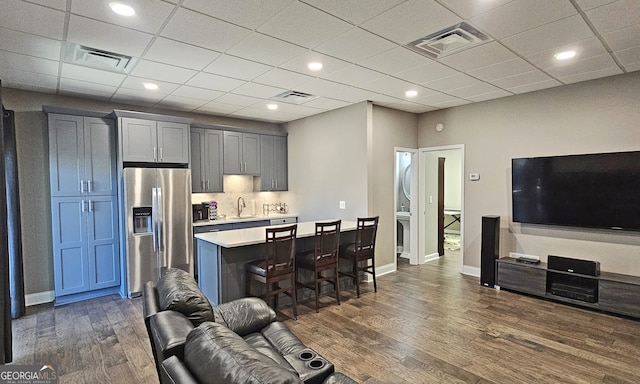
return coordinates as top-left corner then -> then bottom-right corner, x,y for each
143,268 -> 356,384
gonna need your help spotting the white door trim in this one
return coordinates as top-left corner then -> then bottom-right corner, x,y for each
394,147 -> 419,267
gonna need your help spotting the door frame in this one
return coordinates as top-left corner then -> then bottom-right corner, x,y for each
394,148 -> 419,267
418,144 -> 465,272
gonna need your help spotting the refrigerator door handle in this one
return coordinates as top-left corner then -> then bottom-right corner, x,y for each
152,187 -> 158,252
157,187 -> 164,252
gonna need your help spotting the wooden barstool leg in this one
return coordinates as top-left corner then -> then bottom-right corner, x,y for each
314,271 -> 320,313
354,258 -> 360,298
291,276 -> 298,320
371,262 -> 377,292
334,265 -> 341,305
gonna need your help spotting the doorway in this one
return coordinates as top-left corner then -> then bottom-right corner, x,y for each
394,148 -> 418,267
418,145 -> 464,271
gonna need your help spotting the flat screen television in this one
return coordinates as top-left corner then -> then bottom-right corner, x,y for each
511,151 -> 640,231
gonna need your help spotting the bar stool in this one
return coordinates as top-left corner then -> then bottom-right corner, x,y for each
245,224 -> 298,319
339,216 -> 379,298
295,220 -> 341,312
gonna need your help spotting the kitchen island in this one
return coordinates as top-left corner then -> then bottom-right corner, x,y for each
195,220 -> 357,305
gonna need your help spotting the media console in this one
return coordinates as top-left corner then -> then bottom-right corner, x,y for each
496,257 -> 640,319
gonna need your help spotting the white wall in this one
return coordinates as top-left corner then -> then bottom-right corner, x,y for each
418,72 -> 640,275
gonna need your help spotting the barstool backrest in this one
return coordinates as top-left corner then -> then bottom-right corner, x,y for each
313,220 -> 341,264
355,217 -> 379,257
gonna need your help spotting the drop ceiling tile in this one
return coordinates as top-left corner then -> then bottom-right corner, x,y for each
0,28 -> 61,60
171,86 -> 224,101
422,73 -> 482,92
508,78 -> 560,94
196,101 -> 244,114
71,0 -> 175,34
258,2 -> 352,48
67,15 -> 153,57
622,62 -> 640,71
314,28 -> 397,63
232,107 -> 270,120
430,98 -> 471,109
263,111 -> 307,122
232,82 -> 286,99
144,38 -> 220,70
161,8 -> 251,52
215,93 -> 263,107
358,47 -> 429,75
28,0 -> 66,10
300,0 -> 405,25
182,0 -> 295,30
204,55 -> 273,81
321,65 -> 384,86
491,70 -> 553,89
131,60 -> 197,84
574,0 -> 617,11
615,46 -> 640,66
468,58 -> 537,82
280,51 -> 351,77
296,79 -> 372,102
121,76 -> 181,94
394,61 -> 460,84
59,78 -> 116,99
447,82 -> 503,98
157,95 -> 208,111
383,86 -> 439,101
226,33 -> 306,66
558,66 -> 623,84
0,67 -> 58,90
502,15 -> 594,56
438,0 -> 515,19
439,42 -> 517,72
271,102 -> 322,116
465,89 -> 513,103
365,92 -> 404,104
384,101 -> 437,113
414,90 -> 459,105
471,0 -> 577,39
252,68 -> 315,90
0,51 -> 58,76
544,54 -> 619,79
361,0 -> 461,45
61,63 -> 126,86
300,97 -> 350,110
0,1 -> 65,39
585,0 -> 640,34
187,73 -> 246,92
359,76 -> 413,94
525,38 -> 608,69
111,88 -> 167,106
602,25 -> 640,52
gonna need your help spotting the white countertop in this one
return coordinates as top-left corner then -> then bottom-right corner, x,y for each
193,213 -> 298,227
195,220 -> 357,248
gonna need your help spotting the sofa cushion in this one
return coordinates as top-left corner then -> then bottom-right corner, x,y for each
212,297 -> 276,336
185,322 -> 302,384
156,268 -> 214,326
261,321 -> 307,356
242,332 -> 297,374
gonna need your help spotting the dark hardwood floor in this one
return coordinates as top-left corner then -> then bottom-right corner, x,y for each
9,251 -> 640,383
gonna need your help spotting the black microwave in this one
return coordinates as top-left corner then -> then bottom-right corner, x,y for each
192,203 -> 209,222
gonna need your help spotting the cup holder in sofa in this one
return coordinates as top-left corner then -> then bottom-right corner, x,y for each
308,359 -> 325,370
299,351 -> 316,361
286,349 -> 334,384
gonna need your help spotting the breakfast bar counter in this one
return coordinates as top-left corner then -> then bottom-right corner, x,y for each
195,220 -> 357,304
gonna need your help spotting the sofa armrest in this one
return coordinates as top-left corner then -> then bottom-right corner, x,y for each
323,373 -> 358,384
142,281 -> 160,320
212,297 -> 276,337
160,355 -> 199,384
150,310 -> 194,363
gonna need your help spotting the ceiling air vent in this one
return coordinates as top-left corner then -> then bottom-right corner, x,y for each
406,22 -> 491,60
63,42 -> 137,74
272,90 -> 318,104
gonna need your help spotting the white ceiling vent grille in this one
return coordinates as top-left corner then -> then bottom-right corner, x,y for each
406,22 -> 491,60
272,90 -> 318,104
63,43 -> 137,74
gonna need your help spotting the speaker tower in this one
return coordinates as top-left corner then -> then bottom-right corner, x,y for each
480,216 -> 500,288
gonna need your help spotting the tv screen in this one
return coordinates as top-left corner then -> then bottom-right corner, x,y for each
512,151 -> 640,231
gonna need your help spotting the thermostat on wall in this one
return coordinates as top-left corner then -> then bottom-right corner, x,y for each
469,173 -> 480,181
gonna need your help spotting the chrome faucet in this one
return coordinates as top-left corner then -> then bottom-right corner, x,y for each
237,196 -> 246,217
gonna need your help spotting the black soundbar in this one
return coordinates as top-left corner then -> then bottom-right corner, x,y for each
548,255 -> 600,276
550,282 -> 597,303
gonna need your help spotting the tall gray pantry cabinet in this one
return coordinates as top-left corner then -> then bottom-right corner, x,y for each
48,113 -> 120,305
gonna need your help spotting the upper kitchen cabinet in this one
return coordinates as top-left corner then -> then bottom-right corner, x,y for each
48,113 -> 117,197
191,126 -> 223,193
115,110 -> 192,165
260,134 -> 288,191
223,131 -> 260,175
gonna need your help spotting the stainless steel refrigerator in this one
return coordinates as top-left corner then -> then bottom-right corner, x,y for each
123,167 -> 193,296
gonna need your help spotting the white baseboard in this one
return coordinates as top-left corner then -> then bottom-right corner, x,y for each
422,252 -> 440,264
361,261 -> 396,282
462,265 -> 480,277
25,290 -> 55,306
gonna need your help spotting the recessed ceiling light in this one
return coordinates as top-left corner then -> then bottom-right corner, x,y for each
554,50 -> 576,60
307,62 -> 323,71
143,82 -> 158,90
267,103 -> 278,110
405,90 -> 418,98
109,2 -> 135,16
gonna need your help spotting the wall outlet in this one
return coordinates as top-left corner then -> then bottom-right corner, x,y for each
469,173 -> 480,181
339,201 -> 346,209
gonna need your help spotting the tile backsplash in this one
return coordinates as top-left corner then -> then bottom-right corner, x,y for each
192,175 -> 288,217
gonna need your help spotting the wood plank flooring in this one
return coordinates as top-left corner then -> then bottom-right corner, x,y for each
9,252 -> 640,383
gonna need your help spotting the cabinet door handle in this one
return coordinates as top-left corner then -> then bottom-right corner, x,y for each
275,179 -> 278,189
81,200 -> 86,213
153,147 -> 157,161
88,200 -> 93,213
206,180 -> 210,190
160,147 -> 163,161
80,180 -> 86,194
87,180 -> 93,193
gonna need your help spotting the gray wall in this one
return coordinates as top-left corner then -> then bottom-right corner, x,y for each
418,71 -> 640,275
2,87 -> 281,296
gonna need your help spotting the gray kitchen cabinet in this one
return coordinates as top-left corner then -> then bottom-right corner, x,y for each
260,135 -> 288,191
120,117 -> 189,164
48,114 -> 117,197
223,131 -> 260,175
191,127 -> 223,193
